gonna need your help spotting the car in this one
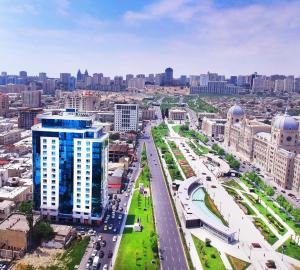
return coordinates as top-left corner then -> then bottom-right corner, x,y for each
113,235 -> 117,242
108,224 -> 113,230
125,193 -> 129,197
103,265 -> 108,270
95,241 -> 101,250
108,250 -> 113,258
113,227 -> 117,233
124,202 -> 127,207
88,229 -> 96,236
265,260 -> 276,269
118,214 -> 122,220
101,240 -> 107,247
99,250 -> 104,258
88,258 -> 93,264
85,263 -> 90,270
91,250 -> 97,258
104,225 -> 108,231
119,207 -> 123,212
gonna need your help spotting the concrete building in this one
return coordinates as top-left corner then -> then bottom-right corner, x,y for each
21,90 -> 42,108
18,107 -> 42,130
32,109 -> 109,224
190,81 -> 240,95
274,79 -> 284,93
284,76 -> 295,92
0,213 -> 40,253
0,200 -> 15,220
201,117 -> 226,139
0,129 -> 22,145
224,104 -> 300,191
0,93 -> 9,117
142,108 -> 156,120
169,108 -> 186,121
64,92 -> 98,111
114,104 -> 139,132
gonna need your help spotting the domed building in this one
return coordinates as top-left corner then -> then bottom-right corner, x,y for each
224,106 -> 300,191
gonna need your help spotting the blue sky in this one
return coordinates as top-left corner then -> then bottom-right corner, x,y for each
0,0 -> 299,77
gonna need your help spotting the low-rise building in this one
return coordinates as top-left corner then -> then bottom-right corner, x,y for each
0,200 -> 15,220
142,108 -> 156,120
201,117 -> 226,139
169,108 -> 186,121
0,129 -> 22,145
0,213 -> 40,253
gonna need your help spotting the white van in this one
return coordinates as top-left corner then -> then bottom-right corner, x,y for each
93,256 -> 100,269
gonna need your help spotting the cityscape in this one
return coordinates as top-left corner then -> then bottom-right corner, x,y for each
1,1 -> 300,270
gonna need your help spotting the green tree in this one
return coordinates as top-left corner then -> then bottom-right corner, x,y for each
19,201 -> 34,250
33,221 -> 54,245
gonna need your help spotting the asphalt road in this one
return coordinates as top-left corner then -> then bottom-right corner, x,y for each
79,145 -> 143,270
140,110 -> 188,270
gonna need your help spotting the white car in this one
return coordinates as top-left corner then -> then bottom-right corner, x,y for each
91,250 -> 97,258
103,265 -> 108,270
113,235 -> 117,242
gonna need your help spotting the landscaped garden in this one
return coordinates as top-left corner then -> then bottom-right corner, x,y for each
168,140 -> 196,178
211,144 -> 240,169
252,217 -> 278,245
277,237 -> 300,261
226,254 -> 250,270
173,124 -> 209,143
115,145 -> 159,270
183,96 -> 218,113
152,124 -> 183,181
224,179 -> 244,191
203,188 -> 228,226
192,235 -> 226,270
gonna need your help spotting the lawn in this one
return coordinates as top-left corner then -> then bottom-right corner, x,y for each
203,188 -> 228,226
243,191 -> 287,235
277,237 -> 300,261
183,96 -> 218,113
224,180 -> 244,191
115,145 -> 159,270
192,235 -> 225,270
173,124 -> 209,143
151,124 -> 183,181
226,254 -> 250,270
252,217 -> 278,245
168,140 -> 195,178
242,175 -> 300,235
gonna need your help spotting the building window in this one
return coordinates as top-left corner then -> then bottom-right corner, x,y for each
77,141 -> 81,145
43,139 -> 47,143
77,153 -> 81,157
86,141 -> 90,146
86,153 -> 90,158
86,147 -> 90,152
77,147 -> 81,151
52,139 -> 56,143
43,151 -> 47,155
86,188 -> 90,193
43,145 -> 47,149
77,199 -> 81,203
86,159 -> 90,163
52,157 -> 56,162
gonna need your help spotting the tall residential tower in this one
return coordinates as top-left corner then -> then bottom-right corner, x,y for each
32,109 -> 109,224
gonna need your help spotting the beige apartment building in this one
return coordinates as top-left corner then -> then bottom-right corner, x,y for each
224,104 -> 300,191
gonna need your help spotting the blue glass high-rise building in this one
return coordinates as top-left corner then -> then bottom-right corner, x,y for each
32,109 -> 109,224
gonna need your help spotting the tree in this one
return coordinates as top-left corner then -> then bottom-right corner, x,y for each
19,201 -> 34,250
33,221 -> 54,245
205,238 -> 211,247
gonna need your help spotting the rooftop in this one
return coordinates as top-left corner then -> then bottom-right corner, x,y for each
0,213 -> 39,232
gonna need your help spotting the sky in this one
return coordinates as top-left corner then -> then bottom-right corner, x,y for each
0,0 -> 300,77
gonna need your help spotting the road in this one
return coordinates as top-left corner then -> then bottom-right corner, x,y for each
139,108 -> 188,270
79,145 -> 143,270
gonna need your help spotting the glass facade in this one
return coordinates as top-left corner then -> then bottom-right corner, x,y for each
32,112 -> 108,223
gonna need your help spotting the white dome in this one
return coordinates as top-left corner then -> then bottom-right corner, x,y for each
273,112 -> 299,131
228,104 -> 245,117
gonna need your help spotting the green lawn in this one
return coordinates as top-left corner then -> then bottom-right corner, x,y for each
151,124 -> 184,181
173,124 -> 208,143
224,180 -> 244,191
192,235 -> 226,270
241,174 -> 300,235
115,146 -> 159,270
203,188 -> 228,226
252,218 -> 278,245
226,254 -> 250,270
277,237 -> 300,261
183,96 -> 218,113
243,189 -> 287,235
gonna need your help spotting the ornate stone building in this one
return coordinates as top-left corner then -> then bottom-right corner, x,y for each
224,104 -> 300,191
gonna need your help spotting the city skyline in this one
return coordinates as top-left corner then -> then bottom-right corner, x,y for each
1,0 -> 300,77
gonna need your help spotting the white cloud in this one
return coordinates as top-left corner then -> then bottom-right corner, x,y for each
56,0 -> 70,16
